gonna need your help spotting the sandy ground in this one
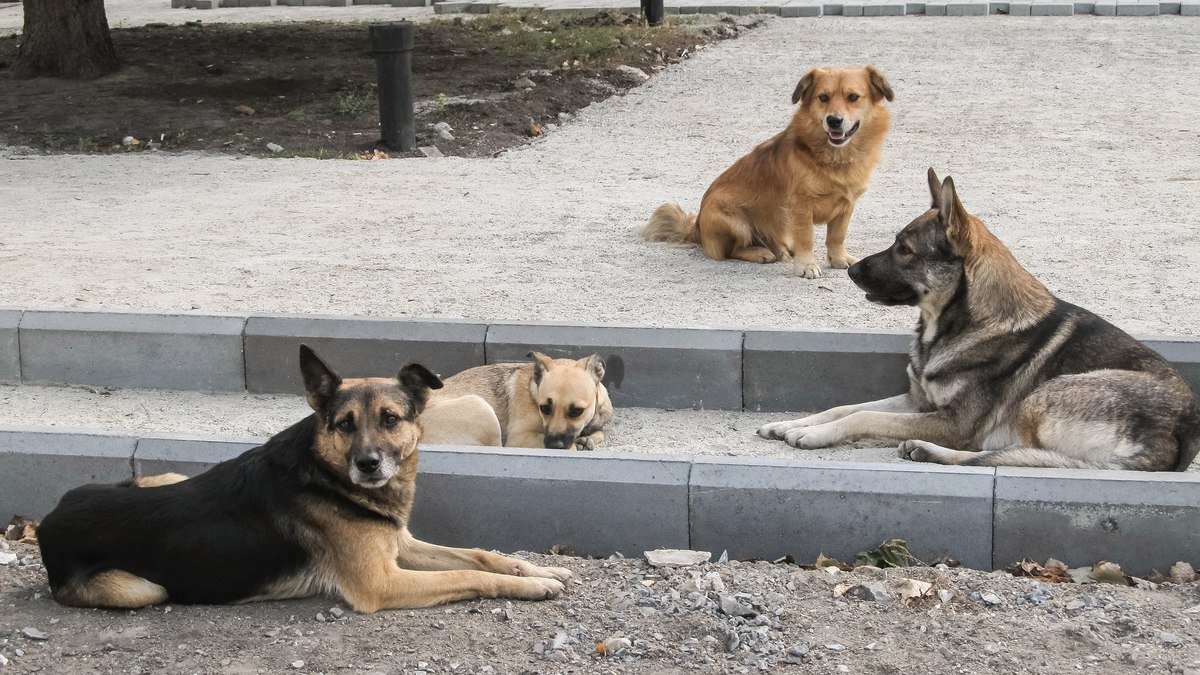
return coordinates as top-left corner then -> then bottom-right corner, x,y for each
0,381 -> 904,463
2,17 -> 1198,337
2,540 -> 1199,674
0,0 -> 435,36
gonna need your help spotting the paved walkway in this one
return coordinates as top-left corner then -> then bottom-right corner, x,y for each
438,0 -> 1196,17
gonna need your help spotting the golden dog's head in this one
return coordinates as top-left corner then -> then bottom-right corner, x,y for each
791,66 -> 894,148
527,352 -> 605,450
300,344 -> 443,489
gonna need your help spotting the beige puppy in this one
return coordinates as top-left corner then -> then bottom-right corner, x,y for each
429,353 -> 613,450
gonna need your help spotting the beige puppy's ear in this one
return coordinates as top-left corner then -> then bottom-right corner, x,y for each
866,67 -> 894,102
528,351 -> 555,384
792,69 -> 819,105
577,354 -> 605,384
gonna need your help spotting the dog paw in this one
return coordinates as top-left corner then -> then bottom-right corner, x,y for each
512,559 -> 574,582
574,436 -> 597,451
783,424 -> 839,449
828,252 -> 859,269
518,577 -> 565,600
794,261 -> 823,279
757,420 -> 799,440
898,440 -> 934,463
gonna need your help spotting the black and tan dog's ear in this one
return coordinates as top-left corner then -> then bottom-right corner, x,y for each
937,175 -> 972,252
397,363 -> 443,415
577,354 -> 605,384
792,69 -> 818,105
927,167 -> 942,208
299,344 -> 342,414
866,67 -> 894,102
528,351 -> 554,384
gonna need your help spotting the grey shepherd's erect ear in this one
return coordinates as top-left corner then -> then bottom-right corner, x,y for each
397,362 -> 443,414
299,344 -> 342,414
937,175 -> 973,253
927,167 -> 942,208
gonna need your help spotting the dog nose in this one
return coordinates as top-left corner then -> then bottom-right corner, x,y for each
826,115 -> 843,129
355,454 -> 381,473
848,260 -> 864,282
543,435 -> 575,450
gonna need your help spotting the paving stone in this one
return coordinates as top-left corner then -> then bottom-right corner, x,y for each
0,427 -> 135,520
924,0 -> 947,13
486,323 -> 742,410
690,458 -> 995,569
1030,1 -> 1072,13
842,1 -> 864,13
781,2 -> 822,14
1158,0 -> 1181,11
1183,0 -> 1200,13
1092,0 -> 1116,11
988,1 -> 1009,11
993,468 -> 1200,576
411,446 -> 690,556
1007,0 -> 1031,10
1072,1 -> 1094,11
822,2 -> 845,13
435,0 -> 474,10
946,0 -> 988,13
0,310 -> 19,383
1116,0 -> 1158,11
743,330 -> 909,413
171,0 -> 186,7
19,310 -> 246,392
244,314 -> 486,395
134,434 -> 261,479
862,2 -> 904,13
904,1 -> 926,12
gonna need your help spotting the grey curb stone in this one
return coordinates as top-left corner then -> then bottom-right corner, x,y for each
19,310 -> 246,392
1072,1 -> 1094,11
905,1 -> 926,12
244,314 -> 487,395
743,330 -> 909,413
1159,1 -> 1180,11
435,0 -> 474,10
0,309 -> 19,383
134,433 -> 262,479
1146,337 -> 1200,396
1183,0 -> 1200,14
925,1 -> 947,14
411,446 -> 690,556
1116,0 -> 1158,12
781,3 -> 822,14
947,0 -> 988,13
690,457 -> 995,569
863,2 -> 905,14
842,2 -> 864,14
1007,0 -> 1031,11
1093,0 -> 1115,10
1030,1 -> 1071,13
0,427 -> 135,520
993,468 -> 1200,575
486,322 -> 743,410
822,2 -> 844,13
988,1 -> 1009,12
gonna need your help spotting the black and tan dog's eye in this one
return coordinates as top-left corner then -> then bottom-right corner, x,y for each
539,403 -> 553,416
567,406 -> 584,419
897,243 -> 912,256
847,93 -> 860,102
382,413 -> 399,428
336,418 -> 355,433
818,94 -> 830,103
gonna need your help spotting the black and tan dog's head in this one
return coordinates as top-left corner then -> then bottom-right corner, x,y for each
791,66 -> 893,148
528,352 -> 605,450
848,168 -> 976,311
299,344 -> 443,489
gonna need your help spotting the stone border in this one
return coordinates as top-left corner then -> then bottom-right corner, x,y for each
4,424 -> 1200,574
3,307 -> 1198,412
170,0 -> 1200,14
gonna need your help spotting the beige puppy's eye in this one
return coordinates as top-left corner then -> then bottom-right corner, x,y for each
539,403 -> 553,416
847,93 -> 860,102
567,406 -> 585,419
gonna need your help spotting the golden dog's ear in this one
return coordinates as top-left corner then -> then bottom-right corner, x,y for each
528,351 -> 555,384
866,67 -> 894,102
927,167 -> 942,208
791,69 -> 818,105
397,362 -> 443,414
299,344 -> 341,414
577,354 -> 605,384
937,175 -> 973,253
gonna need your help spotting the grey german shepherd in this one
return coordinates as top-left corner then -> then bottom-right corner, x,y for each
759,169 -> 1199,471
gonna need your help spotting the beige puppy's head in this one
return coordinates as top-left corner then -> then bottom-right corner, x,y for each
527,352 -> 605,450
791,66 -> 894,148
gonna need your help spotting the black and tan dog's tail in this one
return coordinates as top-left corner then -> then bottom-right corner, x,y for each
639,204 -> 700,246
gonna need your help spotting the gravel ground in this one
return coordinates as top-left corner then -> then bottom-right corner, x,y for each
0,0 -> 434,36
2,540 -> 1199,674
2,17 -> 1198,336
0,382 -> 902,463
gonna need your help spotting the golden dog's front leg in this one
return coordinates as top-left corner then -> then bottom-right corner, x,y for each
396,529 -> 573,582
341,567 -> 565,613
788,205 -> 820,278
826,205 -> 858,269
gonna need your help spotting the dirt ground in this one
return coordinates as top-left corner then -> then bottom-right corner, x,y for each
1,17 -> 1197,335
0,13 -> 753,158
2,540 -> 1199,674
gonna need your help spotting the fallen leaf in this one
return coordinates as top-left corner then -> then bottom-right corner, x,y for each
1007,558 -> 1070,583
1090,561 -> 1131,586
5,516 -> 37,544
1169,561 -> 1196,585
234,104 -> 256,116
832,582 -> 854,598
896,579 -> 933,606
814,553 -> 847,570
855,539 -> 923,569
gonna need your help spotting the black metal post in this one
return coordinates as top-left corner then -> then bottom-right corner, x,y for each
369,22 -> 415,152
642,0 -> 664,26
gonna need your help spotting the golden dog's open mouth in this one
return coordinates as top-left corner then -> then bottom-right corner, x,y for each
827,121 -> 860,146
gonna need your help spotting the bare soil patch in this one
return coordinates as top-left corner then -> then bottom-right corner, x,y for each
0,11 -> 755,158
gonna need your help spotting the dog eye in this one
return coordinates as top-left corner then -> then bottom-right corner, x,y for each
897,244 -> 913,256
336,419 -> 355,432
818,94 -> 830,103
539,403 -> 553,416
382,413 -> 399,427
566,406 -> 585,419
847,93 -> 860,102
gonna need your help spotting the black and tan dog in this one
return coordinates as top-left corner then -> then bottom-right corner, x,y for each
759,169 -> 1200,471
429,353 -> 613,451
36,345 -> 571,611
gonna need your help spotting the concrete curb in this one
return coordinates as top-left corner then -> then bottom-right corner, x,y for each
4,424 -> 1200,573
2,308 -> 1198,412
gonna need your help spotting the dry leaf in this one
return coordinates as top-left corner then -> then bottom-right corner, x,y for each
855,539 -> 923,569
1007,558 -> 1070,583
1169,561 -> 1196,585
527,117 -> 543,137
234,104 -> 256,116
814,553 -> 847,570
1089,561 -> 1132,586
833,582 -> 854,598
896,579 -> 933,606
5,516 -> 37,544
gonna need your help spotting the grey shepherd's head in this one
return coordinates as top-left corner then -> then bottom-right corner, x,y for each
848,168 -> 973,310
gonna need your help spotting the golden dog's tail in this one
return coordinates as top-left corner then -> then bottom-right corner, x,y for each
639,204 -> 699,246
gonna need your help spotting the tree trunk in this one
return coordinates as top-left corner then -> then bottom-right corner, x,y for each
15,0 -> 119,79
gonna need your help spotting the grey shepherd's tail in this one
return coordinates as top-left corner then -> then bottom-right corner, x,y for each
639,203 -> 700,246
1175,403 -> 1200,471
